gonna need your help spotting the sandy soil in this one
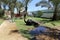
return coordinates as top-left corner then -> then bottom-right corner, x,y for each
0,20 -> 28,40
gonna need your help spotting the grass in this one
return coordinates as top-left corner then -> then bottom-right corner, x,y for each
0,17 -> 60,39
14,17 -> 60,39
15,19 -> 33,39
0,19 -> 4,24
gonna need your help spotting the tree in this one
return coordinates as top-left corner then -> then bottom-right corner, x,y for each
49,0 -> 60,21
36,0 -> 60,21
0,0 -> 17,18
32,11 -> 43,17
16,1 -> 24,15
9,0 -> 17,19
36,0 -> 51,9
0,3 -> 1,8
19,0 -> 32,23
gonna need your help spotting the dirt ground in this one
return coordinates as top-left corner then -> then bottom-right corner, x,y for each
0,20 -> 28,40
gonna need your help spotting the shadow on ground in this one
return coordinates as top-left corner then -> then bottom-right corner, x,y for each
39,19 -> 51,23
19,29 -> 31,40
33,27 -> 60,40
39,19 -> 56,26
19,27 -> 60,40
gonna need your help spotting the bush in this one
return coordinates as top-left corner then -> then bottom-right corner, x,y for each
36,11 -> 43,17
3,15 -> 8,19
32,11 -> 43,18
0,9 -> 4,18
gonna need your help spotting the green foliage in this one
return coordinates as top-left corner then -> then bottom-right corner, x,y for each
20,0 -> 32,5
20,0 -> 32,9
0,0 -> 17,11
16,2 -> 24,10
37,11 -> 43,17
0,9 -> 4,17
36,0 -> 60,7
3,15 -> 8,19
14,17 -> 60,39
49,0 -> 60,20
32,11 -> 43,17
36,0 -> 60,20
49,0 -> 60,6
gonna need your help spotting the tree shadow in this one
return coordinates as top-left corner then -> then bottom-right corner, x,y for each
39,19 -> 56,26
20,29 -> 29,34
20,29 -> 38,40
39,19 -> 51,23
19,29 -> 31,39
31,27 -> 60,40
19,26 -> 60,40
37,32 -> 60,40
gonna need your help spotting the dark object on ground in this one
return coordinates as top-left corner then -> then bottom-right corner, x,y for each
30,37 -> 37,40
51,23 -> 56,26
29,26 -> 60,40
9,30 -> 19,35
25,19 -> 39,26
11,30 -> 19,32
25,19 -> 33,25
29,26 -> 48,36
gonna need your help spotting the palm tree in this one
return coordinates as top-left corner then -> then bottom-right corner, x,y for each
36,0 -> 60,21
19,0 -> 32,23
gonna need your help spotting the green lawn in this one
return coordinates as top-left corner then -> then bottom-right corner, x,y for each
15,19 -> 33,39
0,19 -> 4,24
0,17 -> 60,40
14,17 -> 60,39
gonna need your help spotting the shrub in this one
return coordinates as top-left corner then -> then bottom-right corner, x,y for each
32,11 -> 43,18
0,9 -> 4,18
36,11 -> 43,17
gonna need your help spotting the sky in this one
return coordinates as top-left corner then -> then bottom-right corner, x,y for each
17,0 -> 48,12
27,0 -> 48,12
1,0 -> 48,12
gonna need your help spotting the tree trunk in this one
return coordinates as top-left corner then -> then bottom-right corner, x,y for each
9,4 -> 15,19
24,5 -> 28,23
0,4 -> 1,9
52,5 -> 58,21
11,11 -> 14,19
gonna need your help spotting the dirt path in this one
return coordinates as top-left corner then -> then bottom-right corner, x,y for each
0,20 -> 28,40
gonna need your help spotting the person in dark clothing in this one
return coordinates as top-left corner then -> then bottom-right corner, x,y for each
26,19 -> 33,25
29,23 -> 49,36
25,19 -> 39,26
29,24 -> 49,40
30,26 -> 48,36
